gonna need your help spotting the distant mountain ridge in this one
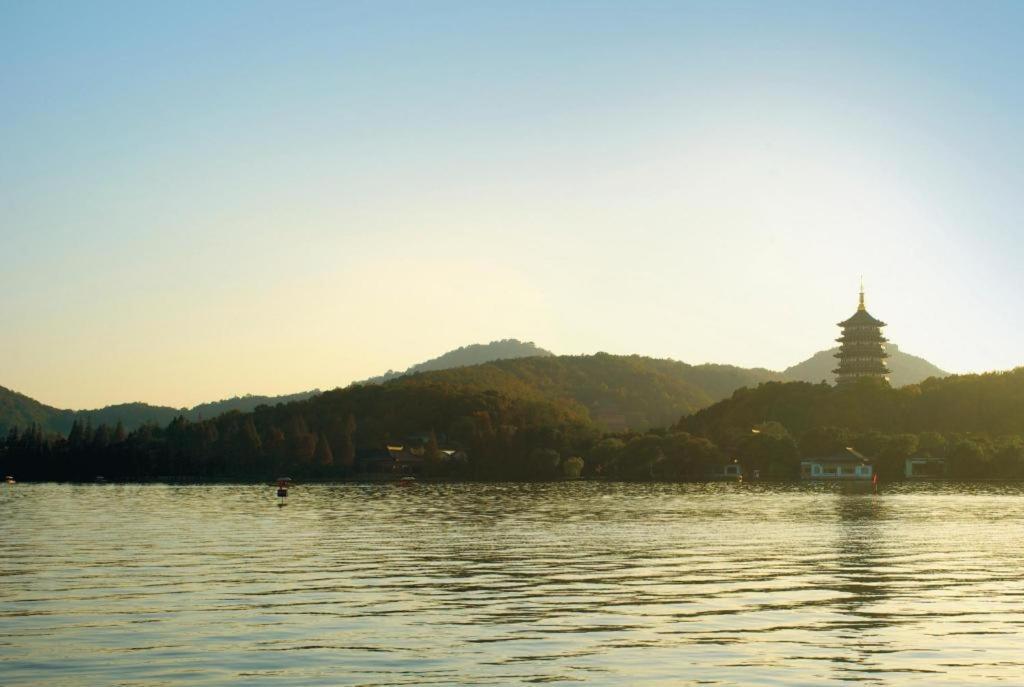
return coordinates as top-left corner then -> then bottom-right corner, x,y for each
0,339 -> 559,436
362,339 -> 554,384
0,338 -> 950,437
0,387 -> 320,437
187,391 -> 321,420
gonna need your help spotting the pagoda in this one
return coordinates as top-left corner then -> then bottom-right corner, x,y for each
833,284 -> 890,385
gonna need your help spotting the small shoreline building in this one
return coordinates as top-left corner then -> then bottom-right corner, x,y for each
905,453 -> 947,479
355,442 -> 467,478
834,284 -> 890,385
801,447 -> 874,481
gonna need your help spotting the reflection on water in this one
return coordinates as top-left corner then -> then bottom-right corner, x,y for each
2,482 -> 1024,685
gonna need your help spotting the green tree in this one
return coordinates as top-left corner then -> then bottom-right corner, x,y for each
878,434 -> 919,480
338,414 -> 357,469
622,435 -> 664,480
240,417 -> 262,456
562,456 -> 584,479
67,420 -> 85,451
947,438 -> 988,479
528,448 -> 561,479
92,424 -> 112,452
589,438 -> 625,477
799,426 -> 853,458
314,432 -> 334,469
113,421 -> 127,444
853,430 -> 888,458
659,431 -> 721,479
992,437 -> 1024,478
422,429 -> 447,477
741,423 -> 800,478
917,431 -> 948,457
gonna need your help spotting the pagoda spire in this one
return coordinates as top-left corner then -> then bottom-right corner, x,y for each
858,277 -> 865,312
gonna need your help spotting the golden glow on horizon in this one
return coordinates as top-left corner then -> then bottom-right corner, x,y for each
4,4 -> 1023,408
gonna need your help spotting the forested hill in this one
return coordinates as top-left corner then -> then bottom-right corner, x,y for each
681,368 -> 1024,439
1,338 -> 949,437
186,391 -> 320,420
782,344 -> 948,387
7,359 -> 1024,483
362,339 -> 554,384
389,353 -> 779,431
0,386 -> 72,436
0,386 -> 320,436
3,353 -> 775,439
1,353 -> 777,482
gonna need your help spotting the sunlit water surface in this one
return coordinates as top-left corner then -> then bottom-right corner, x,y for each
2,482 -> 1024,685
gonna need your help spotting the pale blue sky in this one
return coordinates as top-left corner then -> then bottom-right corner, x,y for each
2,1 -> 1022,408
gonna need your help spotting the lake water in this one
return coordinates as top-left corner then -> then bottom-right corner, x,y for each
2,482 -> 1024,686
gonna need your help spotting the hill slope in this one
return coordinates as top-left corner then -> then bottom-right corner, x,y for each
4,353 -> 779,480
0,386 -> 74,436
682,368 -> 1024,438
9,362 -> 1023,483
782,344 -> 947,387
363,339 -> 553,384
0,338 -> 557,436
0,387 -> 320,436
0,338 -> 949,437
385,353 -> 779,431
186,391 -> 320,420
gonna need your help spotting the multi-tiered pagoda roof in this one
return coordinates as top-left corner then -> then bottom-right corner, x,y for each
833,286 -> 890,385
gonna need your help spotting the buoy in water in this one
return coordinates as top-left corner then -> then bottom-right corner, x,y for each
275,477 -> 291,500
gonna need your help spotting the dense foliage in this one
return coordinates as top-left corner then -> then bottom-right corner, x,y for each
0,386 -> 67,435
390,352 -> 778,431
2,352 -> 778,439
3,361 -> 1023,484
0,386 -> 319,436
683,370 -> 1024,437
680,370 -> 1024,479
2,341 -> 950,437
362,338 -> 554,384
2,351 -> 765,481
0,381 -> 598,482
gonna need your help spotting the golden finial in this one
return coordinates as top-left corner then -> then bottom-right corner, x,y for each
858,277 -> 866,311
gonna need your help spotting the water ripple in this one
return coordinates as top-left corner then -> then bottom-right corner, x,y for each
2,482 -> 1024,685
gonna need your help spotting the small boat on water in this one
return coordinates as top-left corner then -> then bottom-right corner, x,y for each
4,475 -> 15,485
397,476 -> 417,487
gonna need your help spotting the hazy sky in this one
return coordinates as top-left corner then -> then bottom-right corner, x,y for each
3,1 -> 1023,409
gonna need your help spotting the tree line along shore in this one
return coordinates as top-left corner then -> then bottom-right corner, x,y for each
3,360 -> 1024,483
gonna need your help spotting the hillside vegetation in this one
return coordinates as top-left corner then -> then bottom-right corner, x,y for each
672,370 -> 1024,480
395,353 -> 778,430
682,369 -> 1024,438
0,338 -> 554,435
4,362 -> 1024,483
362,339 -> 554,384
0,386 -> 71,435
2,336 -> 948,438
1,353 -> 774,481
782,344 -> 947,387
0,386 -> 319,436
